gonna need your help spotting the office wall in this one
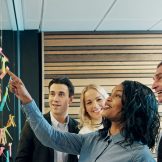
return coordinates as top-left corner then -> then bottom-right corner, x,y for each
43,32 -> 162,119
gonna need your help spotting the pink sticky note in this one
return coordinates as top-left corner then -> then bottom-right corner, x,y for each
0,147 -> 5,156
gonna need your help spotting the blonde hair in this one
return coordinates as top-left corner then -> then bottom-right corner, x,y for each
79,84 -> 108,129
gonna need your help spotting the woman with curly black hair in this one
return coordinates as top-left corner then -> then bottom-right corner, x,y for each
100,81 -> 160,151
7,69 -> 160,162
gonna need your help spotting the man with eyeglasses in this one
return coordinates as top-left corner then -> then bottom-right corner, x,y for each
152,61 -> 162,162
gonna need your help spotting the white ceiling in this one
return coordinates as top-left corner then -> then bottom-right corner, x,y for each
1,0 -> 162,31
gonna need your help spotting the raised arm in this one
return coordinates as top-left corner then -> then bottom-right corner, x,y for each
7,69 -> 32,104
7,69 -> 83,155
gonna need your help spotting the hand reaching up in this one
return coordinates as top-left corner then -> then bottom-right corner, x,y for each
6,69 -> 33,105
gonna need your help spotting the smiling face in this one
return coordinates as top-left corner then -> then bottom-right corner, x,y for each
84,89 -> 106,121
152,65 -> 162,103
48,83 -> 73,117
101,84 -> 123,122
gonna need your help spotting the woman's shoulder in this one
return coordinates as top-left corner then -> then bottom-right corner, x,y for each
131,144 -> 155,161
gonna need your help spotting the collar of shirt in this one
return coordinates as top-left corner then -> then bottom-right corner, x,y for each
104,132 -> 125,144
50,111 -> 69,129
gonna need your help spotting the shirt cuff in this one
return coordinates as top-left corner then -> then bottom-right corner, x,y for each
21,100 -> 40,117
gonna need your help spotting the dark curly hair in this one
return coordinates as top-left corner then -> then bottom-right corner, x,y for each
99,80 -> 160,149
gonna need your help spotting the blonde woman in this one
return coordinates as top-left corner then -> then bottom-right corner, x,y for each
79,84 -> 108,134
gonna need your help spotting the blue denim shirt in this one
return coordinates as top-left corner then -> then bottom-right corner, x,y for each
22,100 -> 155,162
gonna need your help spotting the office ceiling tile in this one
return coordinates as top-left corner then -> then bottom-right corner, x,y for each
22,0 -> 43,29
98,0 -> 162,31
0,0 -> 12,30
0,0 -> 162,31
41,0 -> 115,31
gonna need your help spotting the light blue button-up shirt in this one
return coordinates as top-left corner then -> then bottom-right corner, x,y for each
22,100 -> 155,162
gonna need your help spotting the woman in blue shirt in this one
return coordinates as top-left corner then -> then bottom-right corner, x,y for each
7,70 -> 160,162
